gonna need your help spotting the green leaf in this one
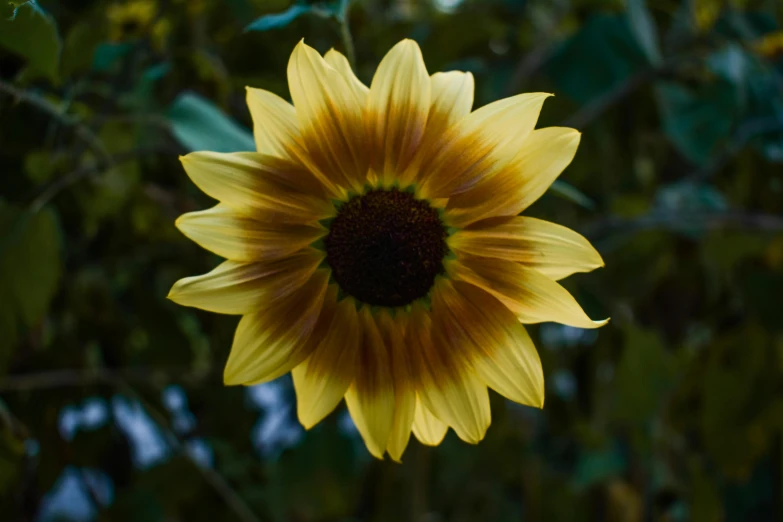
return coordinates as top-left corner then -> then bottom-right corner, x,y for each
92,42 -> 134,72
655,181 -> 728,213
548,14 -> 648,104
0,0 -> 61,82
626,0 -> 662,65
0,203 -> 62,372
549,180 -> 596,210
245,4 -> 312,32
656,80 -> 738,165
61,21 -> 103,79
574,443 -> 625,490
166,91 -> 255,153
611,327 -> 676,427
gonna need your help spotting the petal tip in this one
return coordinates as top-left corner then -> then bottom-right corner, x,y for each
223,367 -> 244,386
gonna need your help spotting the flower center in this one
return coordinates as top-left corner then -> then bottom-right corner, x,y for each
324,188 -> 448,307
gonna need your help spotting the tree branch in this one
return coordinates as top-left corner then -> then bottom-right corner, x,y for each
582,211 -> 783,241
0,78 -> 113,168
29,147 -> 169,212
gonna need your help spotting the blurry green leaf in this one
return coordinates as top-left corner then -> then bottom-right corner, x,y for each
166,92 -> 255,153
92,42 -> 134,72
245,4 -> 312,32
701,324 -> 772,472
548,14 -> 648,104
655,181 -> 728,213
0,0 -> 61,82
61,21 -> 103,78
626,0 -> 661,65
707,44 -> 748,87
743,52 -> 783,162
75,122 -> 141,235
126,63 -> 171,109
689,462 -> 723,522
0,416 -> 25,495
268,422 -> 362,519
0,203 -> 62,370
24,150 -> 56,184
612,327 -> 675,426
574,443 -> 625,490
656,81 -> 738,165
549,180 -> 596,210
740,268 -> 783,333
701,232 -> 770,274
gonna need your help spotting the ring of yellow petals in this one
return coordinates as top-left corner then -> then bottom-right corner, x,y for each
168,39 -> 608,461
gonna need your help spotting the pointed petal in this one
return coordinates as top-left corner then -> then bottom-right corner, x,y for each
401,71 -> 474,187
444,127 -> 580,228
324,49 -> 369,102
292,294 -> 360,429
418,93 -> 551,199
409,298 -> 491,444
344,385 -> 382,459
176,204 -> 325,262
223,269 -> 330,385
344,306 -> 395,459
450,257 -> 608,328
288,40 -> 368,193
179,151 -> 333,222
432,279 -> 544,408
448,216 -> 603,280
427,71 -> 474,136
377,310 -> 415,462
245,87 -> 308,161
367,39 -> 431,185
412,397 -> 448,446
167,248 -> 323,314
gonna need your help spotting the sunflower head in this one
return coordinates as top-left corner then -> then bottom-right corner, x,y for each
168,39 -> 607,461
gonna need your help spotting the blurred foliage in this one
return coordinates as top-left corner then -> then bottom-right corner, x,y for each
1,0 -> 783,521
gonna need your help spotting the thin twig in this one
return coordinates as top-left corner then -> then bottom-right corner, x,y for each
582,211 -> 783,241
690,116 -> 783,182
111,376 -> 262,522
337,0 -> 356,68
561,66 -> 662,130
561,53 -> 697,130
504,0 -> 569,96
1,368 -> 260,522
29,147 -> 166,212
0,79 -> 113,167
0,367 -> 200,392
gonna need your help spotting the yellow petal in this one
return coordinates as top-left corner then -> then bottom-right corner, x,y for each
401,71 -> 474,188
418,93 -> 551,199
444,127 -> 580,228
176,204 -> 325,263
411,397 -> 448,446
245,87 -> 308,162
377,310 -> 415,462
345,306 -> 395,458
292,294 -> 360,429
324,49 -> 369,102
288,40 -> 368,193
448,216 -> 603,280
167,248 -> 323,314
179,151 -> 333,222
427,71 -> 474,135
433,279 -> 544,408
224,269 -> 330,385
409,298 -> 490,444
367,39 -> 431,186
450,257 -> 608,329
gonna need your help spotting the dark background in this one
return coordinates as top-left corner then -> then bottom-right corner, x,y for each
2,0 -> 783,520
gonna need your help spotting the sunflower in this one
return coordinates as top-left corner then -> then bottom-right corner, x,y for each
168,39 -> 607,460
